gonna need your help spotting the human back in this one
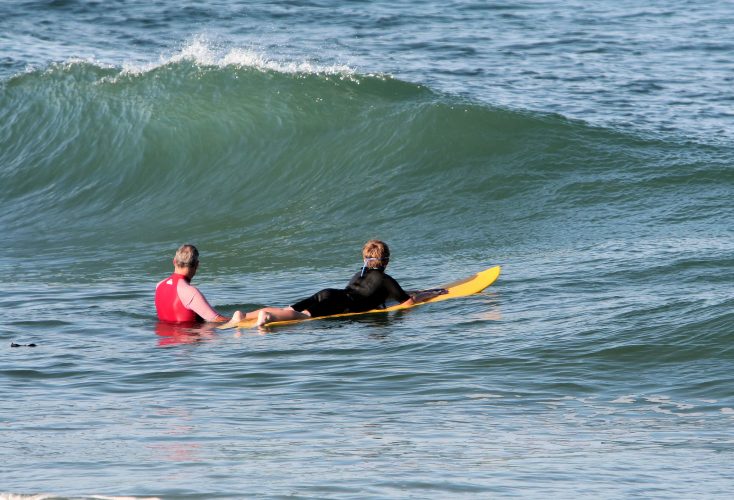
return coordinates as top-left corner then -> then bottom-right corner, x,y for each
155,244 -> 229,323
344,267 -> 409,312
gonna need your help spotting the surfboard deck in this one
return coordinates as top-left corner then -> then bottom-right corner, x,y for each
218,265 -> 500,329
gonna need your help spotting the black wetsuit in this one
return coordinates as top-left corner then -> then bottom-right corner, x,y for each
290,268 -> 411,317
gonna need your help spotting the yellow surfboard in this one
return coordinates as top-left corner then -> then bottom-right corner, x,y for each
219,265 -> 501,329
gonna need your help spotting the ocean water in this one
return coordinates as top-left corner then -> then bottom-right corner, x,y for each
1,1 -> 733,498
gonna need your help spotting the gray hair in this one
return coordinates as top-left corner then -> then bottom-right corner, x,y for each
174,244 -> 199,268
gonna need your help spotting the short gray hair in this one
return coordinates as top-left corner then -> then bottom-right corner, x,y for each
174,244 -> 199,268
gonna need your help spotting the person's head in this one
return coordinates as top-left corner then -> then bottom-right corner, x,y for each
173,244 -> 199,276
362,239 -> 390,269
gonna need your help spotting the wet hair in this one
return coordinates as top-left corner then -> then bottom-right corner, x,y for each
174,244 -> 199,268
362,239 -> 390,267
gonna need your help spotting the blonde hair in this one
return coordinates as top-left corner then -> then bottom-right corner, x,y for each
174,244 -> 199,268
362,240 -> 390,267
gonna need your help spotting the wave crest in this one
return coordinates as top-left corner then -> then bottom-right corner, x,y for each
121,36 -> 358,78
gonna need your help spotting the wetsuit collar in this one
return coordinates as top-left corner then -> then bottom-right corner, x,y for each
361,258 -> 385,277
174,272 -> 192,283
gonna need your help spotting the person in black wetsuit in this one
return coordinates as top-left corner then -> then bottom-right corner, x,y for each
231,240 -> 443,327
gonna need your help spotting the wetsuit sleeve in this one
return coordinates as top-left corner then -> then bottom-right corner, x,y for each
383,274 -> 411,303
177,280 -> 221,322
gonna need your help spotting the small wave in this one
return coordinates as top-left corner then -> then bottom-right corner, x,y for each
120,36 -> 358,78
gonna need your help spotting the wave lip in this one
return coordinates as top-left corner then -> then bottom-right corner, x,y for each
121,36 -> 358,78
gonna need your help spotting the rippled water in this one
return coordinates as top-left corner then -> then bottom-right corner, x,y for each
1,0 -> 733,498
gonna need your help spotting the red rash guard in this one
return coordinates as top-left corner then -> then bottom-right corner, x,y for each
155,273 -> 220,323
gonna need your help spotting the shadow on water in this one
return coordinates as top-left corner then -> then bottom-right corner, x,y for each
345,312 -> 400,340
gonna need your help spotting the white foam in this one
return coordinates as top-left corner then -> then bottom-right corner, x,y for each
611,395 -> 636,404
121,36 -> 356,77
467,393 -> 502,399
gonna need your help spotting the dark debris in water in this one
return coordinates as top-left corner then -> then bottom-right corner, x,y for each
10,342 -> 37,348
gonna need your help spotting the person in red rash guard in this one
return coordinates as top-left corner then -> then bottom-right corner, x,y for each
155,244 -> 229,323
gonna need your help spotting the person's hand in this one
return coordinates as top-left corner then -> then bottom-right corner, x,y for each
411,288 -> 448,303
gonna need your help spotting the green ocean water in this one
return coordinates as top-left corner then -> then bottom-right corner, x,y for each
1,1 -> 733,498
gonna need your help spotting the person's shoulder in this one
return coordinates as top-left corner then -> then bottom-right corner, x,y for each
368,269 -> 389,280
383,272 -> 406,288
176,276 -> 201,293
156,275 -> 173,289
